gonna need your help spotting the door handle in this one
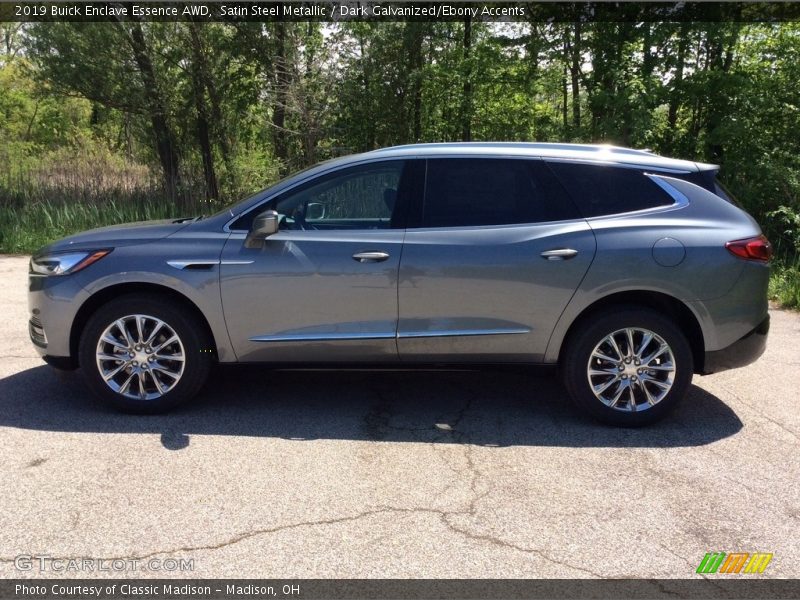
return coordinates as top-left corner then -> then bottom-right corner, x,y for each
352,251 -> 390,263
540,248 -> 578,261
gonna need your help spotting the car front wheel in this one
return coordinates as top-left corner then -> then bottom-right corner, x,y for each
561,306 -> 693,426
78,294 -> 213,413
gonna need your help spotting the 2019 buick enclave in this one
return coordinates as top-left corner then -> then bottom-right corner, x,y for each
28,143 -> 770,425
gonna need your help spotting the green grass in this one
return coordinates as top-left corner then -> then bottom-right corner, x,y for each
0,197 -> 183,254
0,145 -> 211,254
769,261 -> 800,309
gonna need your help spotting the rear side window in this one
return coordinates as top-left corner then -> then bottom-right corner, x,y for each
420,159 -> 579,228
546,162 -> 675,218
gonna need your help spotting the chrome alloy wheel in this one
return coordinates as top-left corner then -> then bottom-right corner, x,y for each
586,327 -> 676,412
95,314 -> 185,401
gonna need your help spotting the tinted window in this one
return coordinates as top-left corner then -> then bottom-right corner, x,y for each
230,161 -> 405,231
420,159 -> 578,228
547,162 -> 675,217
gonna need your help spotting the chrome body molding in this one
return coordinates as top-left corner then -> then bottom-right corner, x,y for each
249,328 -> 531,343
397,328 -> 531,339
249,332 -> 396,343
167,259 -> 220,270
167,259 -> 254,270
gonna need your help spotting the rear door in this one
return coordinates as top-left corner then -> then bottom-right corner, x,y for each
397,157 -> 596,363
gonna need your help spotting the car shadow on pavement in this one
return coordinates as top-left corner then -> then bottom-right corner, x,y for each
0,365 -> 742,450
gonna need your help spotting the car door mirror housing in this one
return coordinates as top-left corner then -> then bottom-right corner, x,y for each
244,210 -> 280,248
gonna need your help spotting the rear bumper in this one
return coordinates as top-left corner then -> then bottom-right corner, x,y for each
702,314 -> 769,374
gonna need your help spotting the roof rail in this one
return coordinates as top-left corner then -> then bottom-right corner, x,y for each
368,142 -> 660,157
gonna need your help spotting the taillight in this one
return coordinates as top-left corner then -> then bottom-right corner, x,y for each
725,234 -> 773,262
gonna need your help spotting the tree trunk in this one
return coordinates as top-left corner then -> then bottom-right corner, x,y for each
190,22 -> 234,193
358,33 -> 375,150
300,21 -> 319,166
188,23 -> 219,202
461,17 -> 473,142
124,21 -> 182,205
562,40 -> 569,137
569,22 -> 581,137
667,24 -> 688,140
272,17 -> 291,175
404,23 -> 425,142
704,25 -> 739,163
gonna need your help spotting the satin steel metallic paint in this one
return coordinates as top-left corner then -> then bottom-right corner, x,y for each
28,143 -> 769,379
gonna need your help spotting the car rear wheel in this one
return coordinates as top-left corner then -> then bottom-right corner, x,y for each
561,306 -> 693,426
78,294 -> 213,413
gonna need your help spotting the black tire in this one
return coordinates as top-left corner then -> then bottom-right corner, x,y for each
78,293 -> 213,413
561,306 -> 693,427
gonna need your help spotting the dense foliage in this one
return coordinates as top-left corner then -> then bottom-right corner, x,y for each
1,19 -> 798,305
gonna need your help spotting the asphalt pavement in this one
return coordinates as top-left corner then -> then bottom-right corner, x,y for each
0,255 -> 798,579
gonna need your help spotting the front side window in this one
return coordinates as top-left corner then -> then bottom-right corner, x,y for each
420,158 -> 578,228
230,161 -> 406,231
275,162 -> 405,231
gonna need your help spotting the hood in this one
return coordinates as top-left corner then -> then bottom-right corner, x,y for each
36,218 -> 193,255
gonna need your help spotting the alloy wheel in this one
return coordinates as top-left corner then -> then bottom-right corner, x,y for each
586,327 -> 676,412
95,314 -> 185,401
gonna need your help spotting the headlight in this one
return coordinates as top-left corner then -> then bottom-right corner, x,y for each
30,249 -> 112,276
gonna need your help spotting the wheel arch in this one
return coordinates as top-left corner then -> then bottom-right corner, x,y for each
555,291 -> 706,374
69,282 -> 219,369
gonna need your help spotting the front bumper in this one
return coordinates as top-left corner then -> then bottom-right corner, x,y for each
702,314 -> 769,374
28,316 -> 79,370
28,271 -> 88,370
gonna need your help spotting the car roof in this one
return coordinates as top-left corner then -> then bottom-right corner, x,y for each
358,142 -> 714,173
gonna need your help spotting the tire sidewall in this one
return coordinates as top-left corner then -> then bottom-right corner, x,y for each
562,307 -> 693,426
78,294 -> 211,413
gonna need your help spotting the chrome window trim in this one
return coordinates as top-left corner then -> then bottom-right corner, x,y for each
646,174 -> 690,205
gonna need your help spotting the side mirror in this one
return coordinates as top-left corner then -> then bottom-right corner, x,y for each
244,210 -> 280,249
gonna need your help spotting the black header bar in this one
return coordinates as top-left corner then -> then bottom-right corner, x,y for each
2,579 -> 800,600
4,1 -> 800,22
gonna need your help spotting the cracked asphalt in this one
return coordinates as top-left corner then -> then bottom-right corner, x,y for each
0,255 -> 798,579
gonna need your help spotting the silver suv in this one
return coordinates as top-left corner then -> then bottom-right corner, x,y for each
28,143 -> 771,425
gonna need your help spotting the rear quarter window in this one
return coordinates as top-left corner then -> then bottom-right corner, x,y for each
546,162 -> 676,218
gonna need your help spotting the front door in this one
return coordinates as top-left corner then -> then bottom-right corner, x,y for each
220,160 -> 410,363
